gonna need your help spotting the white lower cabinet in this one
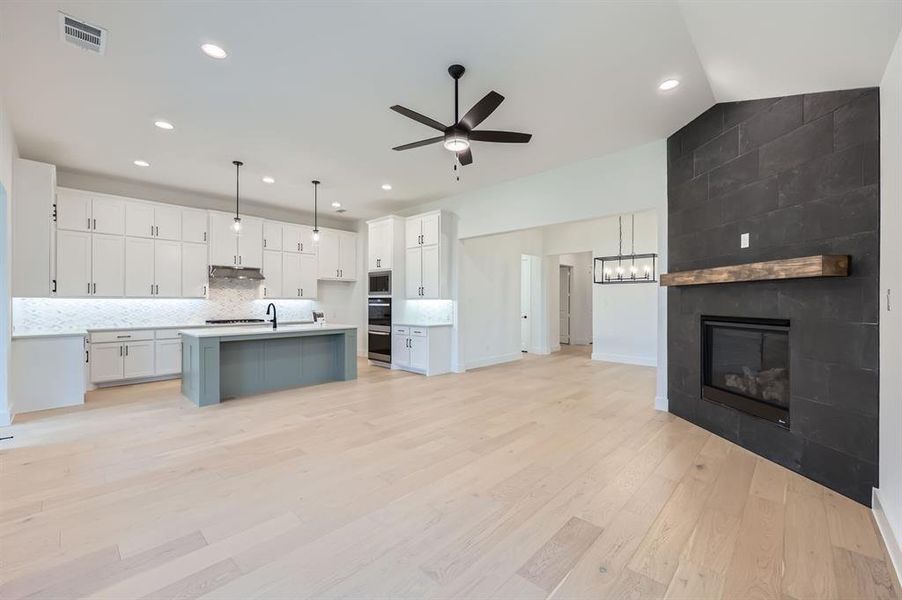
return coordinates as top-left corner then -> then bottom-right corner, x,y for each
123,340 -> 155,379
154,338 -> 182,376
391,325 -> 451,376
90,329 -> 187,383
90,342 -> 125,382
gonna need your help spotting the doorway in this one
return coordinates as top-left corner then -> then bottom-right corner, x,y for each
559,265 -> 572,345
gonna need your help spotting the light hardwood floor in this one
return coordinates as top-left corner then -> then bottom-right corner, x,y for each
0,345 -> 898,599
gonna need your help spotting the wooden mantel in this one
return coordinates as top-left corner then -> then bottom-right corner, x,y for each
660,255 -> 850,287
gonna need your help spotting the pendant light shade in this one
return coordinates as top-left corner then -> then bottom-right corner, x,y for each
593,214 -> 657,284
311,180 -> 321,242
231,160 -> 244,233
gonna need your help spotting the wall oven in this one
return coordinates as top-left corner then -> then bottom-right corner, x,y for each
368,271 -> 391,296
368,297 -> 392,365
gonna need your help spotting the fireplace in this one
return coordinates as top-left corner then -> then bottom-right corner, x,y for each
701,316 -> 790,428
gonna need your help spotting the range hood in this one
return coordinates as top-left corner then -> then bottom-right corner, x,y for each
209,265 -> 265,280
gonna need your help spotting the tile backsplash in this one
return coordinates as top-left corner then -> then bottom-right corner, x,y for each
13,279 -> 315,333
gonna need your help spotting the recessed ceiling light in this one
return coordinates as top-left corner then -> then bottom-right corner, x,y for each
154,120 -> 174,130
658,79 -> 680,91
381,183 -> 392,191
133,160 -> 150,167
331,201 -> 341,208
201,43 -> 227,59
262,176 -> 275,184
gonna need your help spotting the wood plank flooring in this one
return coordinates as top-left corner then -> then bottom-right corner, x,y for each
0,345 -> 898,599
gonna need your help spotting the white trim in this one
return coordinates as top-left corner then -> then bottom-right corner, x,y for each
466,352 -> 523,370
0,409 -> 12,427
591,351 -> 656,367
873,488 -> 902,585
655,395 -> 669,412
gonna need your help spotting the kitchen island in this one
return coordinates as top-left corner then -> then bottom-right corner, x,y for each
179,324 -> 357,406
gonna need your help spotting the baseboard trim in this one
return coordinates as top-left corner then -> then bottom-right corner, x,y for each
466,352 -> 523,370
654,395 -> 669,412
591,352 -> 657,367
0,408 -> 12,427
873,488 -> 902,586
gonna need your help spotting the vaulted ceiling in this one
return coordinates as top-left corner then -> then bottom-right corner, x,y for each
1,1 -> 899,219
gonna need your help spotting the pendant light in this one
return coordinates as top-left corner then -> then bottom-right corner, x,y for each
311,180 -> 321,242
231,160 -> 244,233
593,213 -> 658,285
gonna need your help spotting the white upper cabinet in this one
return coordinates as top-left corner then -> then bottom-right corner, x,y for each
91,234 -> 125,296
181,242 -> 208,298
317,229 -> 357,281
420,244 -> 440,298
405,211 -> 448,299
263,250 -> 283,299
91,196 -> 125,235
182,209 -> 208,243
237,217 -> 263,268
125,202 -> 155,238
208,211 -> 239,266
405,247 -> 421,299
367,219 -> 393,271
299,253 -> 317,298
404,218 -> 421,250
283,224 -> 316,254
126,202 -> 180,240
154,240 -> 182,297
339,231 -> 357,281
56,230 -> 92,297
421,213 -> 440,246
263,221 -> 283,252
125,237 -> 155,297
13,159 -> 55,298
154,205 -> 181,241
56,189 -> 92,232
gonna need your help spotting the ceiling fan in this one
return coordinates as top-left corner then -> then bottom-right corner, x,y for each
390,64 -> 532,166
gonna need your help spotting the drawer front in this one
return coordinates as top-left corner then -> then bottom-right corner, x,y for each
392,326 -> 410,336
90,330 -> 154,343
155,329 -> 182,340
410,327 -> 427,337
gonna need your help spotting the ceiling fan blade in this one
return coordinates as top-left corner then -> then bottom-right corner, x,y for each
457,147 -> 473,166
390,105 -> 447,132
469,130 -> 532,143
459,91 -> 504,130
392,136 -> 444,151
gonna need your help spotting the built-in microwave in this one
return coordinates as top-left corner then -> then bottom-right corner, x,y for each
368,271 -> 391,296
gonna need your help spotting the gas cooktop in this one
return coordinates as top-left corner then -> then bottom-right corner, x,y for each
205,319 -> 266,325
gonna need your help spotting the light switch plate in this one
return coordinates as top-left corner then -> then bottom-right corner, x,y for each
740,233 -> 750,249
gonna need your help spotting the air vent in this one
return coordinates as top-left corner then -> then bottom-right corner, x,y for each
58,13 -> 107,54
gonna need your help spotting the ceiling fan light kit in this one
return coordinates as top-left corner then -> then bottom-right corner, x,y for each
390,64 -> 532,167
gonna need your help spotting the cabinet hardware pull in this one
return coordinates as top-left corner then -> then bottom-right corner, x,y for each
151,225 -> 154,236
297,288 -> 300,297
203,285 -> 207,296
88,282 -> 91,294
151,284 -> 154,295
93,218 -> 97,230
298,242 -> 301,251
239,256 -> 242,265
87,217 -> 91,230
86,349 -> 89,363
155,284 -> 159,295
264,239 -> 267,248
203,232 -> 207,242
93,282 -> 97,294
125,345 -> 129,356
116,335 -> 131,338
119,345 -> 123,356
52,279 -> 57,293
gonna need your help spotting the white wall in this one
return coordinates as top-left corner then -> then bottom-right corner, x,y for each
0,93 -> 18,426
877,29 -> 902,578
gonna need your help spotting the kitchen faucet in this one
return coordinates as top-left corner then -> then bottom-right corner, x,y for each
266,303 -> 277,330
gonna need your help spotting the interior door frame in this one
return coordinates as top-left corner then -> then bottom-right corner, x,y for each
560,264 -> 572,345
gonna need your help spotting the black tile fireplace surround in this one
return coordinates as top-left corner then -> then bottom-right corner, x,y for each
667,88 -> 879,505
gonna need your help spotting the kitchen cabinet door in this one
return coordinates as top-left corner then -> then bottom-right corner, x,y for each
92,234 -> 125,297
282,252 -> 301,297
90,342 -> 124,382
339,232 -> 357,280
154,205 -> 182,241
405,247 -> 422,298
56,230 -> 92,296
154,240 -> 182,297
125,237 -> 154,297
182,209 -> 208,243
91,196 -> 125,235
405,218 -> 421,249
155,339 -> 182,375
208,211 -> 238,266
56,189 -> 92,232
282,225 -> 301,253
421,213 -> 440,246
263,250 -> 283,298
318,230 -> 340,279
181,242 -> 208,298
237,217 -> 263,268
298,225 -> 317,254
368,220 -> 387,271
392,334 -> 410,368
263,221 -> 283,252
420,245 -> 440,299
409,334 -> 428,371
123,341 -> 155,379
299,253 -> 317,298
125,201 -> 155,238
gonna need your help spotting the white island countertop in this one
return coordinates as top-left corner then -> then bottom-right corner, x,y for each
179,323 -> 357,338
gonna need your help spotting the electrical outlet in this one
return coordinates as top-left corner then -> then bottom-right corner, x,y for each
740,233 -> 750,249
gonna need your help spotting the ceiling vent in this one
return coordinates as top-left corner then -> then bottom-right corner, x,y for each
58,13 -> 107,54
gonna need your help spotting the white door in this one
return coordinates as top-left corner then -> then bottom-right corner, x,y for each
208,211 -> 238,266
181,242 -> 208,298
409,333 -> 428,371
318,230 -> 340,279
298,225 -> 316,254
154,240 -> 182,297
521,256 -> 531,352
421,213 -> 440,246
125,202 -> 155,238
392,333 -> 410,367
155,340 -> 182,375
125,237 -> 155,297
90,342 -> 124,382
339,232 -> 357,280
283,252 -> 301,298
182,209 -> 208,244
299,253 -> 317,298
420,245 -> 440,299
263,221 -> 283,252
56,190 -> 92,232
92,234 -> 125,297
154,205 -> 182,241
56,230 -> 92,296
263,250 -> 283,298
91,196 -> 125,235
405,247 -> 422,298
405,218 -> 421,248
377,220 -> 393,270
283,224 -> 301,253
123,341 -> 155,378
560,265 -> 571,345
237,217 -> 263,268
367,221 -> 381,271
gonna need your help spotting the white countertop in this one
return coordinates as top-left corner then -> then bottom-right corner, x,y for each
12,320 -> 315,340
179,323 -> 357,338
